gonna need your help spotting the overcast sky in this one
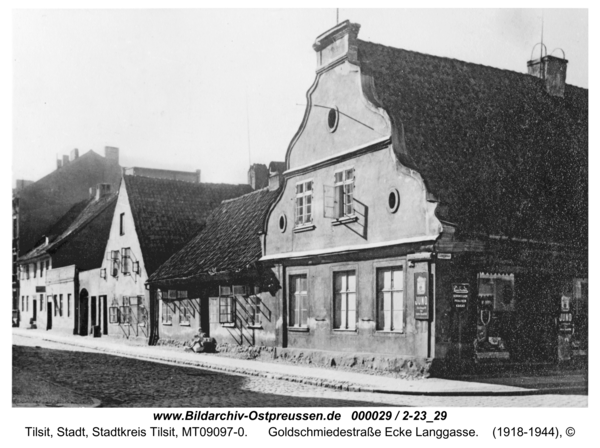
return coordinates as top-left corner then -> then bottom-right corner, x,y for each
12,8 -> 588,186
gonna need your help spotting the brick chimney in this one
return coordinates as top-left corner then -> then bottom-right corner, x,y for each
248,164 -> 268,190
95,183 -> 111,200
104,146 -> 119,163
527,50 -> 568,98
313,20 -> 361,71
268,161 -> 285,191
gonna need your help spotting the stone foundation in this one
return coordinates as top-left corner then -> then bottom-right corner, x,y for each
215,344 -> 431,379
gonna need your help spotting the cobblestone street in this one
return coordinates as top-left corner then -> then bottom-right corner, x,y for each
13,335 -> 586,408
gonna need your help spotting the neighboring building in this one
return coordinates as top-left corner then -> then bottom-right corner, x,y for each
255,21 -> 587,371
17,185 -> 117,334
100,175 -> 253,342
147,174 -> 282,346
13,147 -> 121,313
123,166 -> 201,183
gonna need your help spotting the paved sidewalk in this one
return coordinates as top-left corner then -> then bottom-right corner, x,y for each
12,329 -> 584,396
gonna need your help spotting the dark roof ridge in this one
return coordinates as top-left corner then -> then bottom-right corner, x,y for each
357,39 -> 587,91
222,186 -> 269,204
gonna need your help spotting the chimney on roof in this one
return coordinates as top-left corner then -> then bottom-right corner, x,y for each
248,164 -> 269,190
527,46 -> 568,97
62,155 -> 70,167
268,161 -> 285,191
89,185 -> 96,199
95,183 -> 111,200
70,148 -> 79,161
313,20 -> 361,71
104,146 -> 119,163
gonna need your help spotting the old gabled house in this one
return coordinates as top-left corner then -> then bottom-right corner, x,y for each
257,21 -> 587,373
147,179 -> 281,347
17,184 -> 117,334
100,175 -> 253,341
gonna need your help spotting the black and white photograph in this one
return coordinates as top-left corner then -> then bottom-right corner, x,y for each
8,4 -> 593,445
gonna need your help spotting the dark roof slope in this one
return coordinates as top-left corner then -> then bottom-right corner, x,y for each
358,40 -> 587,248
124,175 -> 253,274
19,193 -> 117,269
149,187 -> 280,284
18,150 -> 121,255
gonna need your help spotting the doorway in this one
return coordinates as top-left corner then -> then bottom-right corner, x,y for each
79,289 -> 89,336
47,302 -> 52,330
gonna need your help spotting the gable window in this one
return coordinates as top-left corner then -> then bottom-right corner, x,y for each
334,270 -> 357,330
110,250 -> 120,277
334,168 -> 355,218
289,275 -> 308,328
376,267 -> 404,332
121,248 -> 132,275
120,213 -> 125,235
295,180 -> 313,227
161,300 -> 174,325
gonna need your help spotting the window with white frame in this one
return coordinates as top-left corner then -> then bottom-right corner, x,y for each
334,270 -> 357,330
179,300 -> 192,326
334,168 -> 355,218
120,296 -> 132,324
110,250 -> 120,277
248,294 -> 262,326
376,267 -> 404,332
109,306 -> 120,324
295,180 -> 313,226
121,248 -> 132,275
289,275 -> 308,328
219,287 -> 236,325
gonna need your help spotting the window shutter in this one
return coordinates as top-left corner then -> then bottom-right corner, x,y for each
323,184 -> 336,218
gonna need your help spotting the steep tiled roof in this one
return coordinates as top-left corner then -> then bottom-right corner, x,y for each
358,40 -> 587,249
124,175 -> 253,275
148,187 -> 280,284
19,193 -> 117,265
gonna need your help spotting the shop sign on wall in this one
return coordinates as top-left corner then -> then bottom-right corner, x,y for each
414,272 -> 429,320
452,283 -> 470,311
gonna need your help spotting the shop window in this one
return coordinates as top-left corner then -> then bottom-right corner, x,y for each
376,267 -> 404,332
179,300 -> 192,326
289,275 -> 308,328
294,180 -> 313,227
334,270 -> 357,330
477,273 -> 515,312
161,301 -> 174,325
